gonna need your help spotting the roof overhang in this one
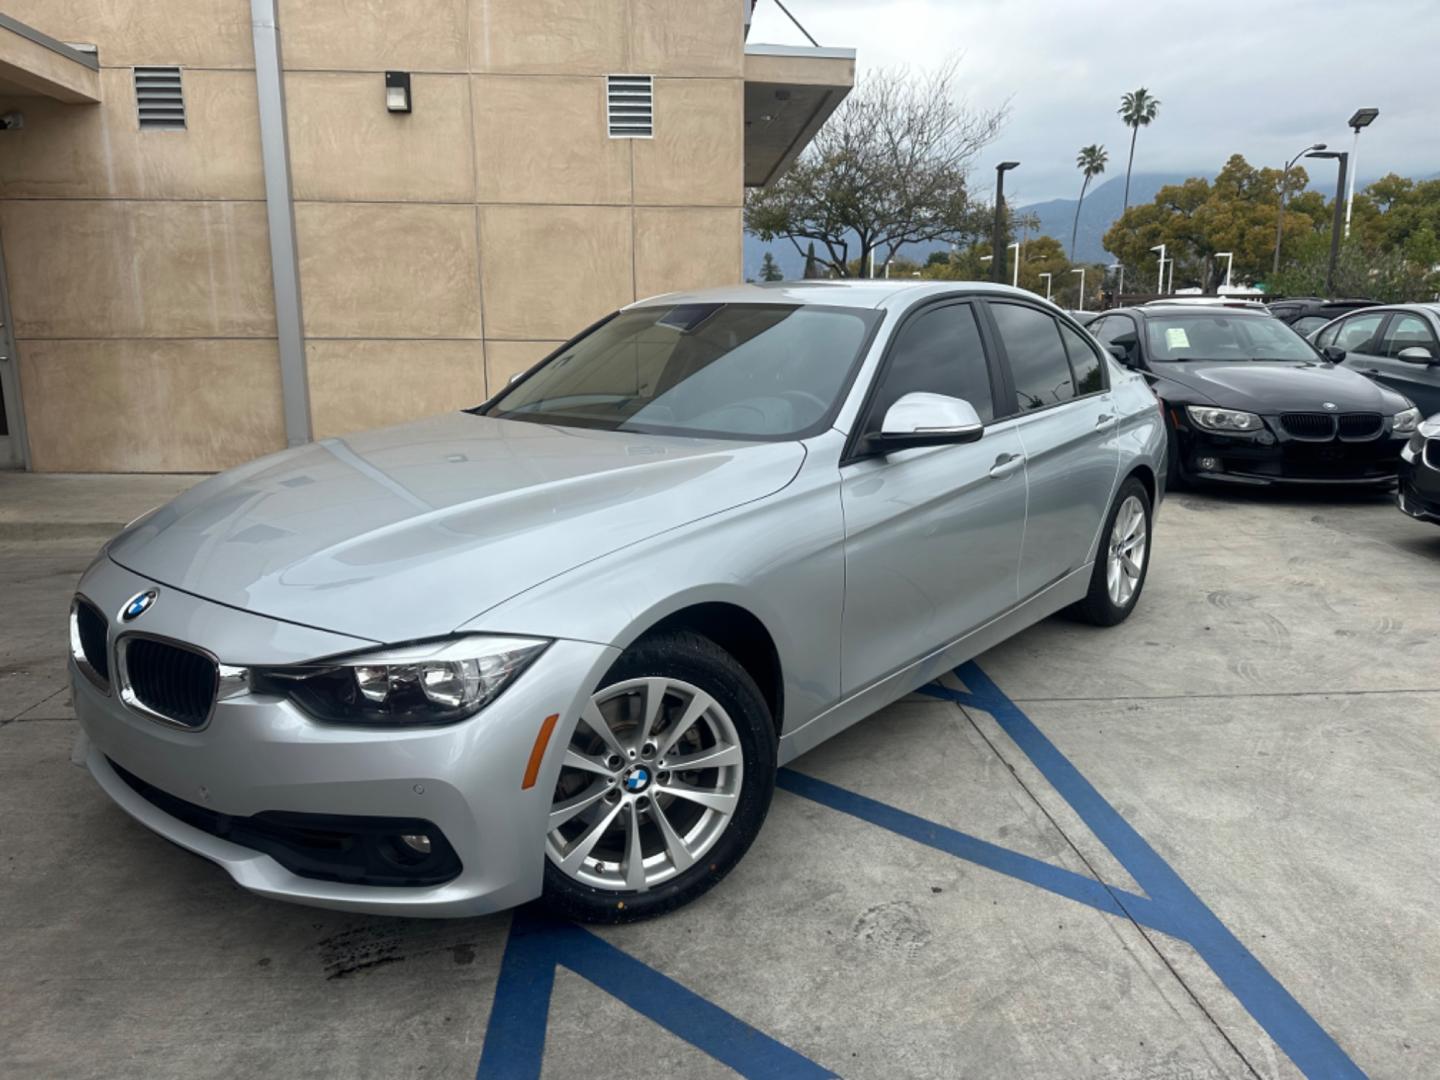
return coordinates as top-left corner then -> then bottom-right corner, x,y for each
744,43 -> 855,188
0,13 -> 99,103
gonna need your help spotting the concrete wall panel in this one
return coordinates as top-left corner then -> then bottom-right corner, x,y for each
277,0 -> 468,72
471,75 -> 630,205
632,78 -> 741,206
286,72 -> 473,203
634,206 -> 740,299
2,0 -> 255,69
469,0 -> 626,75
295,202 -> 482,339
18,338 -> 285,472
629,0 -> 743,77
306,339 -> 485,439
0,199 -> 275,339
479,204 -> 632,340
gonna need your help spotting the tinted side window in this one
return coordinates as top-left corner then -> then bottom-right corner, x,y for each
867,304 -> 994,432
1314,321 -> 1341,348
1333,312 -> 1386,353
990,302 -> 1075,412
1291,316 -> 1328,336
1380,313 -> 1440,359
1060,323 -> 1105,395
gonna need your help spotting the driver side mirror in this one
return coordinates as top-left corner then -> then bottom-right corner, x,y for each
1108,335 -> 1139,367
1321,345 -> 1347,364
865,392 -> 984,455
1397,346 -> 1436,365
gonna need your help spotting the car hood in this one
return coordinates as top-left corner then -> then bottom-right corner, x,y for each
1155,360 -> 1409,412
108,413 -> 805,644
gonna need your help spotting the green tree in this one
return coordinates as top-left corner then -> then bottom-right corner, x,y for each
1071,144 -> 1108,260
1118,88 -> 1160,217
759,251 -> 783,281
745,60 -> 1007,278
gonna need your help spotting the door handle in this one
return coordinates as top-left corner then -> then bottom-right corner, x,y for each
989,452 -> 1024,479
1095,413 -> 1114,426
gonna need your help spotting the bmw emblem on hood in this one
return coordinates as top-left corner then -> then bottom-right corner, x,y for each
1322,401 -> 1337,411
121,589 -> 158,621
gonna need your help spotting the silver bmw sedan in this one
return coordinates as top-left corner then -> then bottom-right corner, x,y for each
69,281 -> 1166,922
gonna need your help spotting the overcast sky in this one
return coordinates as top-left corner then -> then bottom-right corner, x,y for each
748,0 -> 1439,206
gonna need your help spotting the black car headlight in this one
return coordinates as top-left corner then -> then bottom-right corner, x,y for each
254,635 -> 550,726
1185,405 -> 1264,433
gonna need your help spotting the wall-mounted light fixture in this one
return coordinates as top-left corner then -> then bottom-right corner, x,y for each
385,71 -> 412,114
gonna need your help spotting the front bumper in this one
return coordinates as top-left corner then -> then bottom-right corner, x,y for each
1397,437 -> 1440,523
71,556 -> 617,917
1174,417 -> 1405,487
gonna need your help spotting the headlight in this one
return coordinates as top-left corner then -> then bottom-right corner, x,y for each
1393,407 -> 1422,435
1419,414 -> 1440,438
255,635 -> 550,726
1185,405 -> 1264,433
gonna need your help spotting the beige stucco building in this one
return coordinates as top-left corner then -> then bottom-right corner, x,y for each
0,1 -> 851,471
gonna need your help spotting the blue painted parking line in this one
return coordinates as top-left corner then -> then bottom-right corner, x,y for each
479,907 -> 836,1079
479,660 -> 1366,1079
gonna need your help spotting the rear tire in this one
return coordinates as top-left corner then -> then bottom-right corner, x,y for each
1070,476 -> 1152,627
541,630 -> 776,923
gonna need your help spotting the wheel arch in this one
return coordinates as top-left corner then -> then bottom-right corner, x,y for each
627,600 -> 784,739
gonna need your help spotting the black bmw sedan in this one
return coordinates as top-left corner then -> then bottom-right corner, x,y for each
1088,305 -> 1421,487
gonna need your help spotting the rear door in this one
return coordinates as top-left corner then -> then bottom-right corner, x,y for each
983,301 -> 1119,600
1371,312 -> 1440,415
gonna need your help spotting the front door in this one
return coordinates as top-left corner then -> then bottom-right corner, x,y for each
1370,312 -> 1440,416
840,300 -> 1027,694
984,301 -> 1119,598
0,233 -> 24,468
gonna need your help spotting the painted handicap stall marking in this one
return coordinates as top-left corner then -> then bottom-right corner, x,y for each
479,661 -> 1364,1079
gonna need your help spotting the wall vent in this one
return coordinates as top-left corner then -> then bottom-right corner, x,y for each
606,74 -> 653,138
134,66 -> 185,130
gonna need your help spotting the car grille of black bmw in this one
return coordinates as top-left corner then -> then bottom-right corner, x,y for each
1336,414 -> 1383,440
121,637 -> 219,728
1279,413 -> 1337,440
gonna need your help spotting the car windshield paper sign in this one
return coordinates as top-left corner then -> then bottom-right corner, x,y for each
1165,327 -> 1191,350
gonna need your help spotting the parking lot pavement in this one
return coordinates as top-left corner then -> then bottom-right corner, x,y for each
3,478 -> 1438,1079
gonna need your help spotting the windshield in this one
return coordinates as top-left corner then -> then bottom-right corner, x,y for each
483,303 -> 880,440
1145,314 -> 1319,363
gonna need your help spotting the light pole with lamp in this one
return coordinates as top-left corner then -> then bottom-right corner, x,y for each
1149,243 -> 1166,294
1215,251 -> 1233,292
1273,142 -> 1326,276
1071,267 -> 1087,311
1307,149 -> 1349,296
1039,271 -> 1052,301
1344,108 -> 1378,238
991,161 -> 1020,284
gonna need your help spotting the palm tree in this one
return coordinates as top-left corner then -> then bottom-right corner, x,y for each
1071,145 -> 1108,261
1118,88 -> 1161,216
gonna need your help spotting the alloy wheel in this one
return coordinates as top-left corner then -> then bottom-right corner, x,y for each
546,677 -> 745,891
1106,494 -> 1148,607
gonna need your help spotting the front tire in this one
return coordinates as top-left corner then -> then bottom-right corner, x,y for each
541,630 -> 776,923
1070,477 -> 1152,626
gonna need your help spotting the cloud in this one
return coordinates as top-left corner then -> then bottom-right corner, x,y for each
748,0 -> 1439,202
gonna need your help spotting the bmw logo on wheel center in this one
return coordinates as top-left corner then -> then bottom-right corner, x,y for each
120,589 -> 158,621
623,766 -> 651,793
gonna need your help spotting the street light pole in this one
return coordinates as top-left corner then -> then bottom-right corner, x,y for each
1149,243 -> 1166,294
1039,272 -> 1052,301
1344,108 -> 1379,238
1273,142 -> 1326,277
992,161 -> 1019,285
1215,251 -> 1233,292
1071,267 -> 1086,311
1308,150 -> 1349,297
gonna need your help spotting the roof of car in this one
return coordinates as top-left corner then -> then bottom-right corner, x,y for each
1125,303 -> 1271,318
627,279 -> 1056,311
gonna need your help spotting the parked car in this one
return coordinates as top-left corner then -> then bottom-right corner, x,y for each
1397,410 -> 1440,524
68,282 -> 1165,923
1088,304 -> 1420,487
1268,296 -> 1378,337
1143,296 -> 1269,310
1310,303 -> 1440,417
